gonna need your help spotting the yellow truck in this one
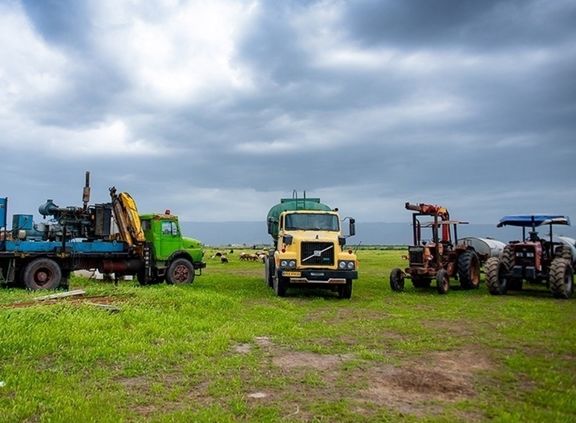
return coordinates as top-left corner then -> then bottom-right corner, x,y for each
264,194 -> 358,298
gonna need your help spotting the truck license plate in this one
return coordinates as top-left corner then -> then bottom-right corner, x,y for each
283,271 -> 301,277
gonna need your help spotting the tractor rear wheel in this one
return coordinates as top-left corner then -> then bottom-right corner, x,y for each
22,258 -> 62,290
558,245 -> 573,262
436,269 -> 449,294
389,268 -> 405,292
550,258 -> 573,299
458,250 -> 480,289
485,257 -> 508,295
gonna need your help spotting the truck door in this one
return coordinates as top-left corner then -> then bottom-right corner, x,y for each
156,219 -> 182,260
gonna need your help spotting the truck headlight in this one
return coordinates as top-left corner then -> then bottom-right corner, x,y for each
281,260 -> 296,268
339,260 -> 355,270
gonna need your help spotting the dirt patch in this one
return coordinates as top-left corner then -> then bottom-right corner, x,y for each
272,351 -> 355,371
423,318 -> 479,338
358,346 -> 494,417
232,336 -> 493,419
234,343 -> 252,354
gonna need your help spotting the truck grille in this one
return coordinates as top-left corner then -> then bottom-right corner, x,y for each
408,247 -> 425,265
301,242 -> 334,265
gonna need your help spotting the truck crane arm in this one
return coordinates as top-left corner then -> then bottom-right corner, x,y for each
405,202 -> 450,220
405,202 -> 451,243
109,187 -> 145,247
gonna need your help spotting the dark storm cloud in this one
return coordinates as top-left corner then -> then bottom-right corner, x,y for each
18,1 -> 129,126
1,0 -> 575,226
21,0 -> 92,51
342,0 -> 576,49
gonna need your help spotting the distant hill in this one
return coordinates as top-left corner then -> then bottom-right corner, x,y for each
181,221 -> 576,247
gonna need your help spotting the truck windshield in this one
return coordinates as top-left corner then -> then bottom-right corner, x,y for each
285,213 -> 339,231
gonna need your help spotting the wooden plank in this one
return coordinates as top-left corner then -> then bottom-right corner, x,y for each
33,289 -> 86,301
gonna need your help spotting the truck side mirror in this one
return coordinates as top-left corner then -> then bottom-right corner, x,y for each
349,218 -> 356,237
267,217 -> 274,235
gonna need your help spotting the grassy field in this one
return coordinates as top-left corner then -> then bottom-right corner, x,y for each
1,249 -> 575,422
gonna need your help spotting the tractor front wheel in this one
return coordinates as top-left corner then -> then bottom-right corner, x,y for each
390,268 -> 405,292
550,258 -> 573,299
436,269 -> 449,294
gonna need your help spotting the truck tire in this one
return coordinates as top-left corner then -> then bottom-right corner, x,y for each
338,280 -> 353,299
22,258 -> 62,290
389,268 -> 405,292
549,258 -> 573,299
264,256 -> 274,288
273,274 -> 287,297
166,258 -> 195,284
436,269 -> 449,294
458,250 -> 480,289
485,257 -> 507,295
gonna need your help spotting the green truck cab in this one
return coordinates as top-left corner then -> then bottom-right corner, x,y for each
139,212 -> 206,285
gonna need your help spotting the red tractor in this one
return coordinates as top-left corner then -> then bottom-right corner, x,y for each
390,202 -> 480,294
485,215 -> 573,298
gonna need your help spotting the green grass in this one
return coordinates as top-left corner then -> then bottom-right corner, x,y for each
1,249 -> 575,422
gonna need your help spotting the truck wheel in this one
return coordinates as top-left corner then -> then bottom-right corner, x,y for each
264,256 -> 274,288
412,276 -> 431,288
273,275 -> 287,297
485,257 -> 508,295
338,280 -> 353,299
22,258 -> 62,290
166,259 -> 195,284
458,250 -> 480,289
550,258 -> 573,299
436,269 -> 449,294
389,268 -> 405,292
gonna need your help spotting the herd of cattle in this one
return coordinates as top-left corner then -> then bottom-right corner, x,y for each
210,250 -> 267,263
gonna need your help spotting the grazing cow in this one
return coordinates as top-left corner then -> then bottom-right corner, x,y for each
221,255 -> 229,263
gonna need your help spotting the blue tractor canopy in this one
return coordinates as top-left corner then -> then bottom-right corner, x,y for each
497,214 -> 570,228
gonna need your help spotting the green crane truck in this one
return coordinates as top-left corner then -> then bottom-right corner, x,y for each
264,194 -> 358,298
0,173 -> 205,289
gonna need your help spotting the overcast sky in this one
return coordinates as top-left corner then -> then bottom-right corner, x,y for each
1,0 -> 575,225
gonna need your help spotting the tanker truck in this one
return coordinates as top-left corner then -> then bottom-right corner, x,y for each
0,172 -> 205,290
264,193 -> 358,298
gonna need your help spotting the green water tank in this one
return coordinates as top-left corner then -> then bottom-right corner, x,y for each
267,197 -> 332,239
